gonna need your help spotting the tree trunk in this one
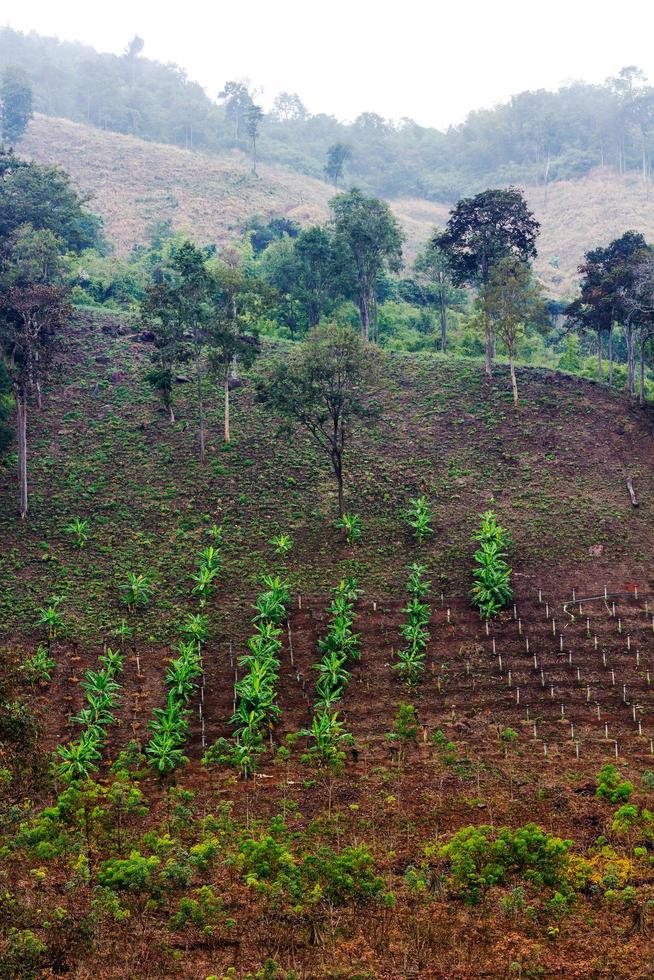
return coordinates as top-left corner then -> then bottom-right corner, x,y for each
370,289 -> 379,344
597,332 -> 603,383
168,403 -> 175,423
640,337 -> 646,406
626,322 -> 635,395
439,288 -> 447,352
332,450 -> 344,518
224,373 -> 231,444
509,355 -> 519,406
358,278 -> 370,341
195,352 -> 206,464
16,391 -> 28,520
608,326 -> 614,387
484,309 -> 493,377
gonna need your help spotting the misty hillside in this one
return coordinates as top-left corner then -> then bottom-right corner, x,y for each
3,26 -> 654,201
17,114 -> 654,298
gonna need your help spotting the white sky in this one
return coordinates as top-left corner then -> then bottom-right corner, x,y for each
5,0 -> 654,128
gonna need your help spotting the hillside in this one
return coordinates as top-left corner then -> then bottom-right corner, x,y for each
17,114 -> 654,299
2,314 -> 654,975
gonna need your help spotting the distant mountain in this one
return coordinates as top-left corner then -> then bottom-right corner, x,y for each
3,26 -> 654,201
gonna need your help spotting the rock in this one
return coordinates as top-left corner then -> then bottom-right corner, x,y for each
588,544 -> 603,557
109,371 -> 124,383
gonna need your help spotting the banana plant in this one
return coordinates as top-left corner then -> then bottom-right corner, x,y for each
99,648 -> 125,675
407,564 -> 431,599
38,598 -> 64,644
406,497 -> 434,543
198,545 -> 221,571
122,572 -> 154,612
146,731 -> 189,777
65,516 -> 90,549
180,613 -> 209,650
21,644 -> 56,684
470,511 -> 512,618
56,728 -> 103,782
191,564 -> 219,606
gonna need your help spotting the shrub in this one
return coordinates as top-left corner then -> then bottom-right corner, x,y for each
435,823 -> 572,903
596,765 -> 634,804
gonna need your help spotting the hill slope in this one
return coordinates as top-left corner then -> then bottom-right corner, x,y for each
3,317 -> 654,974
18,115 -> 654,298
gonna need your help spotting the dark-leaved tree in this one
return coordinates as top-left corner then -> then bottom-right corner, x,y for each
434,188 -> 539,376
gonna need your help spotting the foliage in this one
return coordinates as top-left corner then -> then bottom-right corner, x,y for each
256,323 -> 379,517
406,496 -> 433,542
1,64 -> 33,143
434,823 -> 572,903
395,565 -> 431,686
338,512 -> 362,545
65,516 -> 90,549
470,510 -> 512,618
269,533 -> 292,556
596,764 -> 634,804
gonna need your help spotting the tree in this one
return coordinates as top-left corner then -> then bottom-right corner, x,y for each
435,188 -> 540,376
272,92 -> 308,121
0,65 -> 33,144
209,261 -> 266,443
483,257 -> 547,404
0,149 -> 104,254
141,241 -> 213,462
218,81 -> 253,142
566,231 -> 649,388
246,102 -> 264,175
141,283 -> 184,422
325,143 -> 351,187
331,189 -> 404,342
413,238 -> 459,351
256,324 -> 378,516
0,283 -> 71,518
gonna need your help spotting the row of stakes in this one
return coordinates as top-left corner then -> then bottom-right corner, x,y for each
481,588 -> 654,759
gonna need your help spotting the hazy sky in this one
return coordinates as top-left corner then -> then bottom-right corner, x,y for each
5,0 -> 654,128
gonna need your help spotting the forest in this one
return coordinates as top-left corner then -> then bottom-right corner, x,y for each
3,26 -> 654,199
4,26 -> 654,980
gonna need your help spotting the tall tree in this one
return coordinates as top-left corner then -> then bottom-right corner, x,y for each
141,241 -> 213,462
0,65 -> 33,144
209,260 -> 267,443
246,102 -> 264,175
331,189 -> 404,342
324,143 -> 352,187
434,188 -> 540,376
218,81 -> 253,142
483,257 -> 547,404
413,238 -> 459,352
256,324 -> 379,516
1,283 -> 71,518
566,231 -> 649,388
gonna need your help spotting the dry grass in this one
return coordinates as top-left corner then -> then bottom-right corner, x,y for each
18,115 -> 654,297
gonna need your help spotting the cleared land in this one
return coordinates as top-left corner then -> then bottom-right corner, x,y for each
19,115 -> 654,297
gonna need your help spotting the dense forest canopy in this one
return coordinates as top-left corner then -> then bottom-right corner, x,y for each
2,27 -> 654,201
